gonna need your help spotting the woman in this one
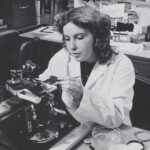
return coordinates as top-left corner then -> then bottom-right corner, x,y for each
39,6 -> 135,128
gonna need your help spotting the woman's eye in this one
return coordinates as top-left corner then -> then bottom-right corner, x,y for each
64,36 -> 70,41
76,35 -> 84,40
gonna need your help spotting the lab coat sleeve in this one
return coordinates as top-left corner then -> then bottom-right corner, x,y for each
39,48 -> 68,81
72,58 -> 135,128
38,51 -> 63,81
39,60 -> 53,81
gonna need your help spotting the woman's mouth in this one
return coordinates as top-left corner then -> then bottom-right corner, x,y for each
72,53 -> 80,57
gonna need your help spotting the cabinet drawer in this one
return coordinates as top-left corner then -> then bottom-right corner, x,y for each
12,0 -> 35,18
13,15 -> 36,29
130,58 -> 150,80
0,108 -> 29,149
2,0 -> 36,29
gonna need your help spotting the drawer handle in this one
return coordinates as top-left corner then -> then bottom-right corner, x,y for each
19,5 -> 29,10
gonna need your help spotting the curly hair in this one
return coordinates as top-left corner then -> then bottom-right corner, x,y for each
56,6 -> 115,64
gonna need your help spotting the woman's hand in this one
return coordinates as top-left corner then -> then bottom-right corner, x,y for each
56,77 -> 83,103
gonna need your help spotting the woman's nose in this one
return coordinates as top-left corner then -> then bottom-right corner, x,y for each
69,39 -> 77,51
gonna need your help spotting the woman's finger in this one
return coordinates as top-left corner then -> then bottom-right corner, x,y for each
57,80 -> 79,87
60,84 -> 78,91
57,76 -> 81,81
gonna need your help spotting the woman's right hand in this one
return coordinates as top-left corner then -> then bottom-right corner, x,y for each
56,77 -> 83,103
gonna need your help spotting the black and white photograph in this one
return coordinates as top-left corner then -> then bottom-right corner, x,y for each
0,0 -> 150,150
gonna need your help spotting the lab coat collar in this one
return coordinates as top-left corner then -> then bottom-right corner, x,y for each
85,61 -> 108,88
85,54 -> 116,88
68,53 -> 116,88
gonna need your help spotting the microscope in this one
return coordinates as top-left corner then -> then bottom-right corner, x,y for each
5,61 -> 79,148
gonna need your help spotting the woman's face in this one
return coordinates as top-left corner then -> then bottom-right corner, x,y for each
63,22 -> 96,63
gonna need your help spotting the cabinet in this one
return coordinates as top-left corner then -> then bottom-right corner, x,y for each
1,0 -> 37,29
0,98 -> 30,150
127,54 -> 150,80
0,30 -> 20,83
40,0 -> 69,25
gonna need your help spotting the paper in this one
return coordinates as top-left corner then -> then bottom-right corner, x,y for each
31,26 -> 63,42
100,4 -> 125,18
40,26 -> 54,33
131,7 -> 150,33
31,26 -> 54,36
32,27 -> 49,35
50,124 -> 93,150
111,41 -> 143,53
50,136 -> 79,150
41,31 -> 63,43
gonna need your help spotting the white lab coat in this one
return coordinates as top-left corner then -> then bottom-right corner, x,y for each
39,48 -> 135,128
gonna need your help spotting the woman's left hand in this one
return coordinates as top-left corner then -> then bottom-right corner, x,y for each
56,77 -> 83,103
